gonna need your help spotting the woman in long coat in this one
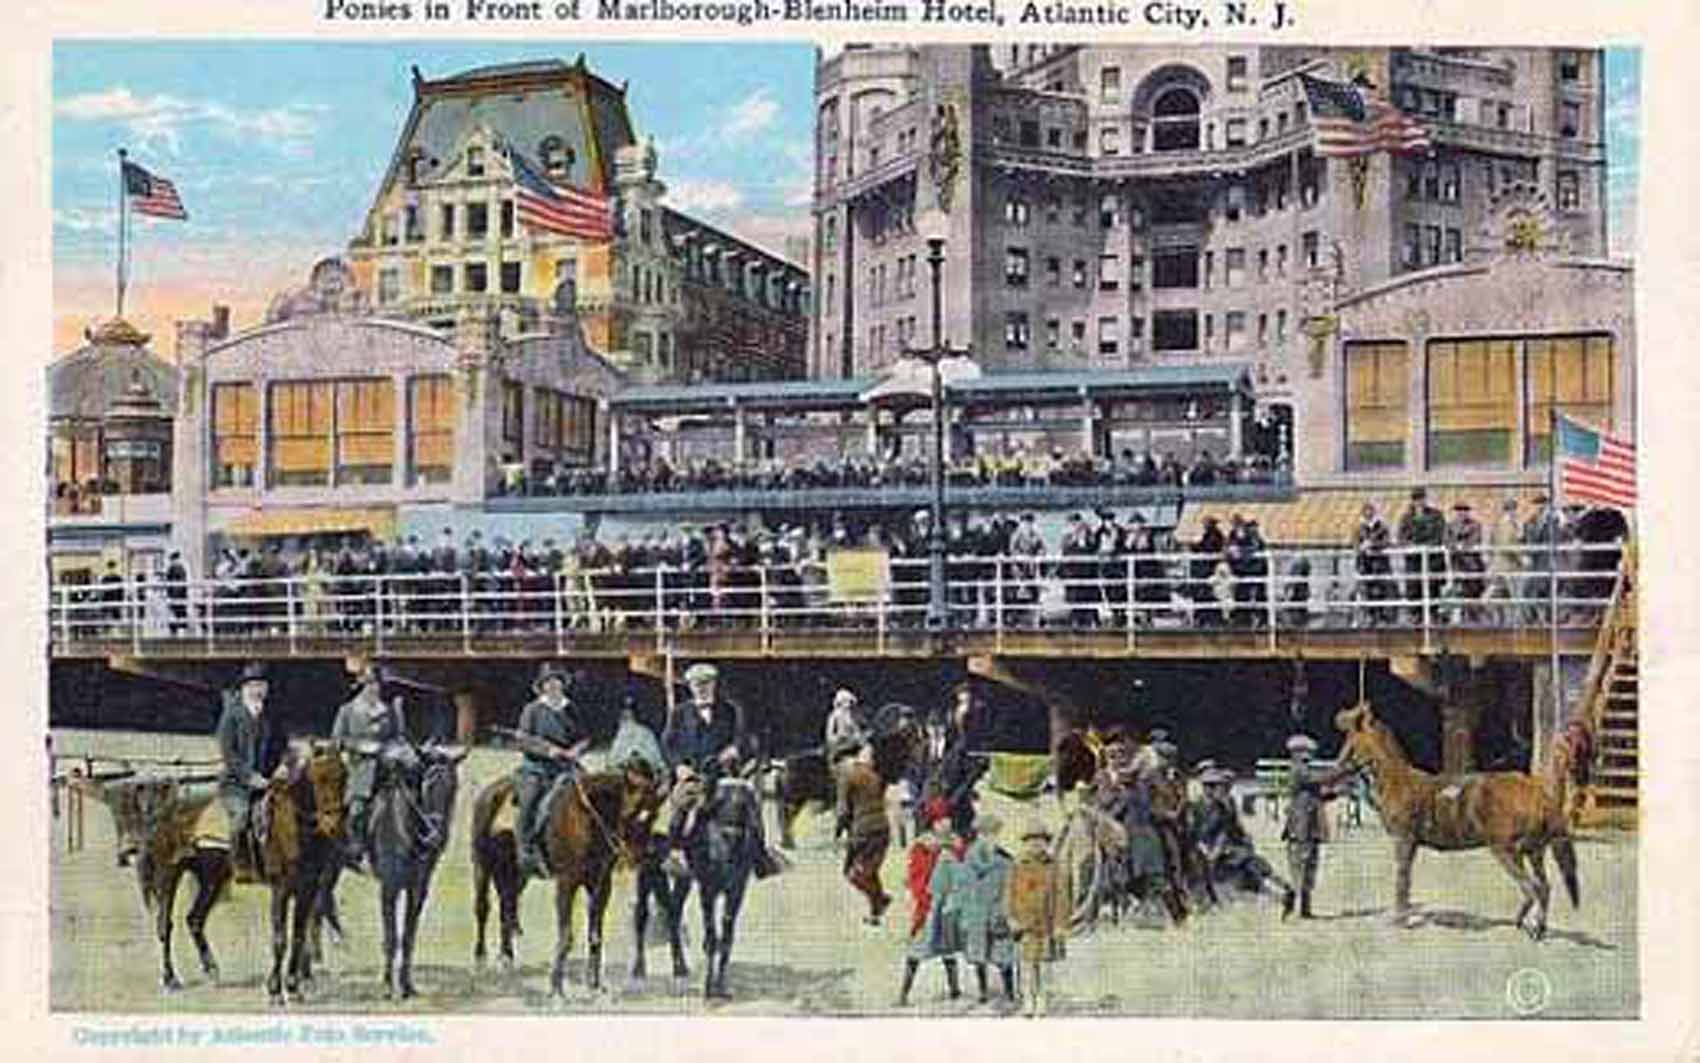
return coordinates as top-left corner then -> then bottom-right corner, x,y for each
957,814 -> 1016,1005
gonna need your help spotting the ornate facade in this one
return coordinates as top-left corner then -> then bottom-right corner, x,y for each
346,57 -> 810,385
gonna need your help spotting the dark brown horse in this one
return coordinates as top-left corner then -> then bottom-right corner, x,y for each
1335,701 -> 1581,940
772,706 -> 924,847
471,762 -> 663,996
77,741 -> 348,1003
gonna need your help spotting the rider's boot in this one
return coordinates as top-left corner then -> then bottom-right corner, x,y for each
343,799 -> 369,874
999,965 -> 1016,1002
1298,888 -> 1315,919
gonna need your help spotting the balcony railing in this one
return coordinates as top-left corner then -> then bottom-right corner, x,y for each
50,543 -> 1623,658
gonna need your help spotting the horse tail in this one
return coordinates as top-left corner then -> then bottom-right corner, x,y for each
1551,836 -> 1581,909
469,776 -> 514,862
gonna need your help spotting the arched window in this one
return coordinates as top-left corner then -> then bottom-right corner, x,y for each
1151,88 -> 1202,152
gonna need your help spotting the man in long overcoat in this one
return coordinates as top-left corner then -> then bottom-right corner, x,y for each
835,739 -> 892,923
215,661 -> 283,880
958,812 -> 1016,1006
330,662 -> 410,872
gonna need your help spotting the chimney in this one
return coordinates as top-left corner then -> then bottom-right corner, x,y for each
211,304 -> 231,340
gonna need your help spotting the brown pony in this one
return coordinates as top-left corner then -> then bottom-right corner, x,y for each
471,762 -> 663,996
1334,702 -> 1581,940
75,741 -> 348,1002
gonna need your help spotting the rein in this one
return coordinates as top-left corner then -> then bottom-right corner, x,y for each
572,775 -> 639,868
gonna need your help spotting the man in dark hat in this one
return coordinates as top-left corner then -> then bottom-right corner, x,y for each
164,550 -> 189,635
1445,501 -> 1485,623
331,661 -> 411,873
924,683 -> 986,837
513,661 -> 588,879
1397,487 -> 1447,624
214,662 -> 283,882
1354,502 -> 1393,626
1521,493 -> 1561,623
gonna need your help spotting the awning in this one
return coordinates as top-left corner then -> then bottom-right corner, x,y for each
223,507 -> 396,539
1174,486 -> 1537,546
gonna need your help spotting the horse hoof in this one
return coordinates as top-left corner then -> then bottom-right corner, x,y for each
401,981 -> 418,1000
202,962 -> 221,985
161,975 -> 183,994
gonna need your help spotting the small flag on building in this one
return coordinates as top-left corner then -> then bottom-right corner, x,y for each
1301,74 -> 1431,158
122,159 -> 188,221
508,148 -> 612,241
1556,412 -> 1636,510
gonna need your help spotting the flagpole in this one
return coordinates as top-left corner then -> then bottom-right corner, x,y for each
116,148 -> 128,319
1549,406 -> 1562,731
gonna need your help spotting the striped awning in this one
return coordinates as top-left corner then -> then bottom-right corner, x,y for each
223,507 -> 396,539
1174,486 -> 1539,546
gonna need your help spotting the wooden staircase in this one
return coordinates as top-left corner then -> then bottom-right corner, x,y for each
1577,545 -> 1638,829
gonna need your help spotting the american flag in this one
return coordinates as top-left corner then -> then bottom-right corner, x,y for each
122,159 -> 188,221
507,148 -> 612,241
1301,74 -> 1432,158
1556,413 -> 1636,510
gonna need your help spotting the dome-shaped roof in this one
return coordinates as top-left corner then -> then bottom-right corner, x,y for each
48,318 -> 178,424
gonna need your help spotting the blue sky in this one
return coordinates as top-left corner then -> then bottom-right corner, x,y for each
52,42 -> 1640,352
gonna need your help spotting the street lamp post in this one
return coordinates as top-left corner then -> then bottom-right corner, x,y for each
924,236 -> 949,629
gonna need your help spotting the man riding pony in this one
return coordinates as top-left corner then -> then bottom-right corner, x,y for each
661,663 -> 782,880
512,662 -> 590,880
214,661 -> 285,882
331,661 -> 412,874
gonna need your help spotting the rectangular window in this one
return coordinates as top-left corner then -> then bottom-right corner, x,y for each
1099,254 -> 1120,291
1225,184 -> 1244,221
1005,247 -> 1030,287
1445,228 -> 1463,264
1153,247 -> 1200,289
1070,319 -> 1087,351
1098,316 -> 1120,356
1560,101 -> 1580,138
467,202 -> 488,239
1100,66 -> 1122,101
1426,225 -> 1443,266
1526,334 -> 1616,465
1072,198 -> 1088,226
404,205 -> 423,242
1100,125 -> 1121,156
439,203 -> 455,241
268,381 -> 333,487
1020,119 -> 1040,147
1130,315 -> 1144,354
500,380 -> 524,453
378,268 -> 400,306
1004,194 -> 1031,227
1276,243 -> 1288,276
1046,317 -> 1061,350
1226,55 -> 1248,92
1344,341 -> 1410,470
1276,309 -> 1288,344
380,213 -> 398,247
1557,170 -> 1581,210
1407,161 -> 1423,200
1072,259 -> 1087,288
1427,338 -> 1516,467
1203,250 -> 1214,289
430,265 -> 453,294
1560,52 -> 1581,81
1046,127 -> 1062,149
1404,224 -> 1423,268
1441,163 -> 1460,202
1257,248 -> 1269,282
1257,312 -> 1268,346
501,261 -> 522,293
408,375 -> 455,485
465,262 -> 488,293
1423,161 -> 1440,200
1100,193 -> 1120,228
1004,311 -> 1030,351
466,147 -> 485,177
1225,118 -> 1248,147
211,383 -> 257,488
1044,196 -> 1061,223
1225,247 -> 1246,288
334,378 -> 396,486
1225,311 -> 1247,352
1045,256 -> 1061,286
1302,231 -> 1319,268
498,200 -> 514,239
1153,310 -> 1200,352
1497,103 -> 1512,129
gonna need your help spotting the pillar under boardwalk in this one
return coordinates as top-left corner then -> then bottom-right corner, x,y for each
966,655 -> 1084,758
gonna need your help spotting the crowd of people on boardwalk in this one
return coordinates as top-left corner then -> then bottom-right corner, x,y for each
496,445 -> 1290,499
59,485 -> 1620,640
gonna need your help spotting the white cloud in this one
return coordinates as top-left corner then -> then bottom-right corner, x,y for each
665,177 -> 745,214
721,212 -> 812,261
721,88 -> 780,139
56,86 -> 323,155
53,207 -> 118,233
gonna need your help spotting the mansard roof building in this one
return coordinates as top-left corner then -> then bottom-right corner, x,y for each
346,56 -> 811,385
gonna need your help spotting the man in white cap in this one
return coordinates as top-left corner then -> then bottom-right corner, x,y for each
662,663 -> 781,878
1279,733 -> 1351,918
824,687 -> 869,760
